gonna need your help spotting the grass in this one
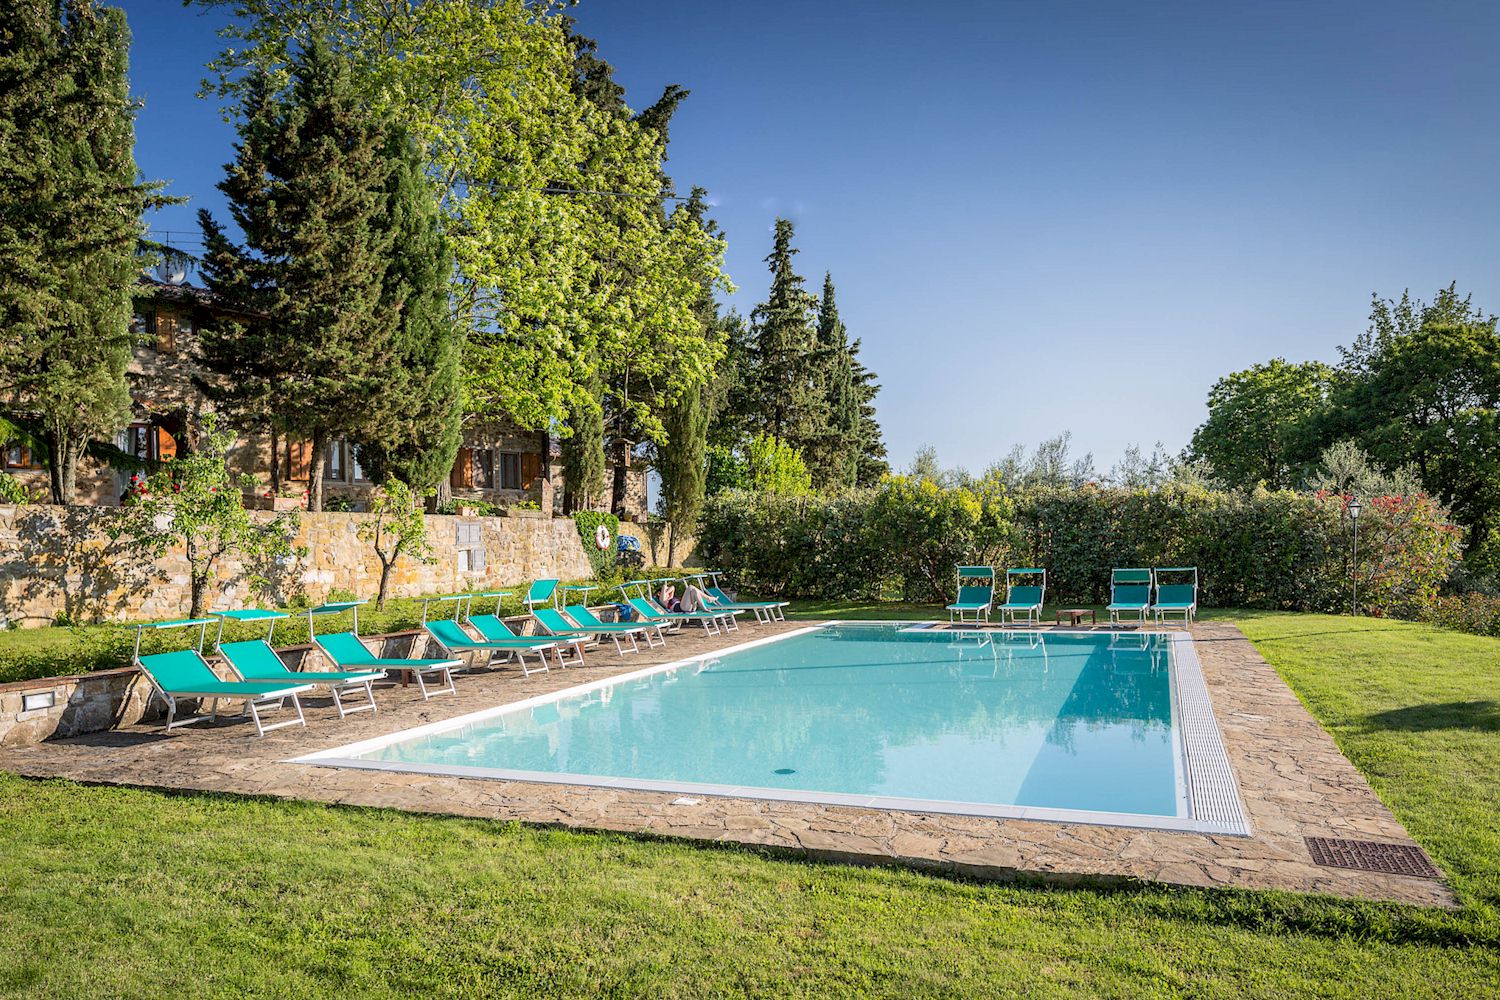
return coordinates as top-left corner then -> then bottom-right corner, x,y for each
2,610 -> 1499,996
0,570 -> 670,685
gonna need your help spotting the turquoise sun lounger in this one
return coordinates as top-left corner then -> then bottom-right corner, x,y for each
1152,567 -> 1199,625
997,568 -> 1047,626
307,601 -> 460,700
465,611 -> 590,665
1106,569 -> 1153,627
691,571 -> 788,624
211,609 -> 384,719
422,617 -> 559,676
133,619 -> 311,736
946,566 -> 995,625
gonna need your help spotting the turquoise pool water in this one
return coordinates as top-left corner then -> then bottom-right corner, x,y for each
350,625 -> 1185,819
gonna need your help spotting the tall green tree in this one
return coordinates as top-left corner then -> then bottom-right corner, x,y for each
0,0 -> 169,502
808,273 -> 861,488
1188,358 -> 1332,489
560,368 -> 606,512
196,38 -> 399,511
198,2 -> 728,478
750,219 -> 825,451
354,129 -> 463,494
849,339 -> 888,484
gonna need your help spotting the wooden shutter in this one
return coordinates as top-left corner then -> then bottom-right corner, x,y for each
520,452 -> 541,491
450,448 -> 473,489
288,440 -> 311,480
155,427 -> 177,460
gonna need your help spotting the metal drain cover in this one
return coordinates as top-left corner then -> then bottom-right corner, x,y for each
1305,837 -> 1441,879
773,768 -> 796,775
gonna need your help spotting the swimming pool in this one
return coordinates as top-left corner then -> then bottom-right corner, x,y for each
297,624 -> 1249,834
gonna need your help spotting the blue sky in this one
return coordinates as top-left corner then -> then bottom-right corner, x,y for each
124,0 -> 1500,474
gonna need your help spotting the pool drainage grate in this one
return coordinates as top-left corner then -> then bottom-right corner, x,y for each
1305,837 -> 1441,878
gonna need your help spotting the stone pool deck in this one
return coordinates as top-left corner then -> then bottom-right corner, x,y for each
0,620 -> 1454,907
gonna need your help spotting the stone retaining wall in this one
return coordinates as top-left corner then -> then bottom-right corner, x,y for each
0,505 -> 596,627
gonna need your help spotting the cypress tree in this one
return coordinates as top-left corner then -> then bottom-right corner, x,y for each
354,129 -> 463,493
809,273 -> 861,489
561,369 -> 606,512
196,37 -> 399,511
0,0 -> 168,502
850,341 -> 889,485
750,219 -> 825,451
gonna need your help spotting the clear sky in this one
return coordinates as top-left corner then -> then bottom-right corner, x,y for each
123,0 -> 1500,474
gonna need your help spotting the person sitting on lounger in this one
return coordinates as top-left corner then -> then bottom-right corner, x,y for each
658,582 -> 680,612
679,583 -> 712,613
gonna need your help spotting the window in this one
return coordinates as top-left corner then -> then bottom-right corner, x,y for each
351,448 -> 368,482
3,443 -> 42,470
124,424 -> 156,462
498,451 -> 522,490
130,310 -> 153,341
472,449 -> 494,489
325,441 -> 346,482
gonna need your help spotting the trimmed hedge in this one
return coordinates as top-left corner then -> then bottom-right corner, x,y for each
698,481 -> 1462,614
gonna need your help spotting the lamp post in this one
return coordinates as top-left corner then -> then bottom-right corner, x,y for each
1348,497 -> 1362,616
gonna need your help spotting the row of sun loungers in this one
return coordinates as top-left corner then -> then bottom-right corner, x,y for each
946,566 -> 1199,626
132,573 -> 788,738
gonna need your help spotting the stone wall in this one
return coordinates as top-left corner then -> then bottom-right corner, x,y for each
0,505 -> 594,627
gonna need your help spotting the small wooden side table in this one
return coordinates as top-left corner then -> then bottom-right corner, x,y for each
1055,608 -> 1097,627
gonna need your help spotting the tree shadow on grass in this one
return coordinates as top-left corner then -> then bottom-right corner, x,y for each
1363,701 -> 1499,733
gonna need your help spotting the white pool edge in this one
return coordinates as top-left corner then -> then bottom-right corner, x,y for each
291,622 -> 1252,837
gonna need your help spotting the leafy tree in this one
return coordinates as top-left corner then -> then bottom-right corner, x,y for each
112,416 -> 301,618
354,129 -> 463,494
0,0 -> 170,502
1188,358 -> 1333,489
197,38 -> 400,512
1326,315 -> 1500,569
1307,440 -> 1422,498
745,433 -> 812,496
358,478 -> 435,609
704,443 -> 747,496
198,2 -> 728,475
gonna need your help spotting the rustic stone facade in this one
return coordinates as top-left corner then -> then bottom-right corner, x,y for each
2,277 -> 650,519
0,504 -> 594,627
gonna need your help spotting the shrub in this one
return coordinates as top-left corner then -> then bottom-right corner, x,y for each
1421,592 -> 1500,638
573,510 -> 620,578
0,472 -> 28,505
698,481 -> 1462,615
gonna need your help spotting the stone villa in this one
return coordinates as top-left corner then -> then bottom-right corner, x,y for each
2,275 -> 647,517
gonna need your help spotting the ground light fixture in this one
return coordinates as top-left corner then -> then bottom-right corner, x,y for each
1348,496 -> 1362,615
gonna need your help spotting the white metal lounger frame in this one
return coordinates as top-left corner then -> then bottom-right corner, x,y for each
133,619 -> 309,737
997,568 -> 1047,626
948,565 -> 996,625
1107,569 -> 1154,628
460,591 -> 585,668
422,594 -> 562,675
308,600 -> 457,700
625,579 -> 736,634
1152,567 -> 1200,626
212,609 -> 380,719
694,570 -> 788,624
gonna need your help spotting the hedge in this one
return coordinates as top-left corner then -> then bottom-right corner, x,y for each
698,480 -> 1462,614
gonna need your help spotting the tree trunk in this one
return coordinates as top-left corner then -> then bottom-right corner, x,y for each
269,427 -> 282,494
44,429 -> 79,505
190,569 -> 207,619
433,477 -> 451,511
307,432 -> 327,511
610,439 -> 630,516
377,555 -> 394,609
666,522 -> 677,568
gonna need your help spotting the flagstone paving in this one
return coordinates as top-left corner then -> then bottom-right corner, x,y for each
0,619 -> 1455,907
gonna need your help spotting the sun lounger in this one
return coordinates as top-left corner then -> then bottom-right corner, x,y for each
946,566 -> 995,625
422,617 -> 559,675
997,568 -> 1046,626
1106,569 -> 1153,627
133,619 -> 311,736
1152,567 -> 1199,625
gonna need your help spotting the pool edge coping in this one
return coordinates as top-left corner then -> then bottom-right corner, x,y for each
291,621 -> 1252,838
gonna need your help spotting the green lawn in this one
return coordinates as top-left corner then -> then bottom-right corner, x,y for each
2,611 -> 1498,997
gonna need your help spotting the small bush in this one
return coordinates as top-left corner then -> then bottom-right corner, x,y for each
1421,592 -> 1500,638
572,510 -> 621,578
